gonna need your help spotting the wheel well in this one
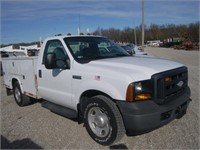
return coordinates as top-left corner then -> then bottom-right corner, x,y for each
12,78 -> 18,88
78,90 -> 114,116
81,90 -> 112,100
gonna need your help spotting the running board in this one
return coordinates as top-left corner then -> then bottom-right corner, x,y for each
42,101 -> 77,119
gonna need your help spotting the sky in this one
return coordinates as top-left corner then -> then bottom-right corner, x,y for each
1,0 -> 199,44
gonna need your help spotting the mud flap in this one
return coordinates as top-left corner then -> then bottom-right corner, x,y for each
6,88 -> 13,96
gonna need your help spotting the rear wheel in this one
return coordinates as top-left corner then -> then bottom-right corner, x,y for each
13,81 -> 31,106
83,95 -> 125,145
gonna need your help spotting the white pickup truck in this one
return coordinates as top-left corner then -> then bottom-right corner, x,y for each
2,35 -> 191,145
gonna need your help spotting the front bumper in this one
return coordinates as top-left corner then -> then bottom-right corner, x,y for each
116,87 -> 191,135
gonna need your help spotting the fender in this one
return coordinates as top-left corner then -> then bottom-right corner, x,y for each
11,76 -> 24,93
71,79 -> 128,110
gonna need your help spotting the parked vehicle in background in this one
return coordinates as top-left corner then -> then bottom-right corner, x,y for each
19,45 -> 40,56
2,35 -> 191,146
147,40 -> 162,47
0,45 -> 26,57
124,44 -> 148,55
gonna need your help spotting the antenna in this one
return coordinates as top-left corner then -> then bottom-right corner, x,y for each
78,14 -> 81,35
40,37 -> 42,47
87,28 -> 90,34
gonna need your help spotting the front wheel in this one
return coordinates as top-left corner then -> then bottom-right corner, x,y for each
83,95 -> 125,145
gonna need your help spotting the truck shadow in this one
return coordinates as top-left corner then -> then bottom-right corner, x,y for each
110,143 -> 128,150
1,135 -> 42,149
36,99 -> 79,122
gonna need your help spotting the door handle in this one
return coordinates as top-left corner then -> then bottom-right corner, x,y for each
38,70 -> 42,78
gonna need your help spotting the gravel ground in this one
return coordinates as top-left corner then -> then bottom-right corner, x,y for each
1,47 -> 199,149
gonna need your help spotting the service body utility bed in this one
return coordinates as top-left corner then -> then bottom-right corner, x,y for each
2,56 -> 39,99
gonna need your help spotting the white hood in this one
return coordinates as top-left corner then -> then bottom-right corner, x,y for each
85,56 -> 183,81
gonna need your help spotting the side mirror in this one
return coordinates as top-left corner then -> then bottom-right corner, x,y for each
55,58 -> 70,69
45,53 -> 56,69
45,53 -> 70,70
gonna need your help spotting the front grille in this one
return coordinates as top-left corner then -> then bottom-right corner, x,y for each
152,67 -> 188,105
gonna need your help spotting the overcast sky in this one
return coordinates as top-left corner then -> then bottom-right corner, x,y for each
1,0 -> 199,44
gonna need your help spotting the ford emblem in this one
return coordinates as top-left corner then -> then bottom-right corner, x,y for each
177,81 -> 184,87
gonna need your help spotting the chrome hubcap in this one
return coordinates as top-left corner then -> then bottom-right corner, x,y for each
15,87 -> 21,103
88,107 -> 110,137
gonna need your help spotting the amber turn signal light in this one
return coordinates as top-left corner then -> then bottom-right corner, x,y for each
135,93 -> 152,101
126,84 -> 134,102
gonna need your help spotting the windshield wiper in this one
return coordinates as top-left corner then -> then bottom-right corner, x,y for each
81,55 -> 105,61
113,54 -> 130,57
80,54 -> 130,63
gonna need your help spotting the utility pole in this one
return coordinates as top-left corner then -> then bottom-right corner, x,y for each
142,0 -> 145,51
134,27 -> 137,45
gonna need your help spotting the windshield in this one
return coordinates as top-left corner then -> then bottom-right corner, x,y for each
64,36 -> 130,63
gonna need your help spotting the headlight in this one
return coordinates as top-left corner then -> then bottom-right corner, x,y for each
126,80 -> 153,102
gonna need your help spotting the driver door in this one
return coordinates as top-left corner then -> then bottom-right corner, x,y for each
38,39 -> 73,109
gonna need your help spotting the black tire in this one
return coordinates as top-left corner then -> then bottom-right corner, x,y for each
13,81 -> 31,106
83,95 -> 125,145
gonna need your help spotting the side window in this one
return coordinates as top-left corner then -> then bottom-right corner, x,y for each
43,40 -> 69,66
